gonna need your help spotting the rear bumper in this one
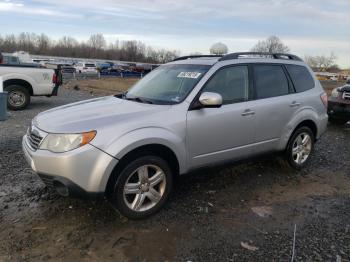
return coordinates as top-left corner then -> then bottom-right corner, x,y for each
22,135 -> 118,197
328,100 -> 350,120
317,113 -> 328,139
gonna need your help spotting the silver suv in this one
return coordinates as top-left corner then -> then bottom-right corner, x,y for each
22,52 -> 328,219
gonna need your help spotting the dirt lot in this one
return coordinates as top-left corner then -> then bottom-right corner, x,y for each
64,77 -> 139,96
1,79 -> 350,261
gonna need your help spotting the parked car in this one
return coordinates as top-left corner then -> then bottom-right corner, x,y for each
96,62 -> 111,72
328,79 -> 350,124
23,52 -> 328,219
0,52 -> 61,110
74,62 -> 98,74
3,55 -> 20,65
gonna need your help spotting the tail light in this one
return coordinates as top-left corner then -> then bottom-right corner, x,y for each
320,92 -> 328,108
52,73 -> 57,84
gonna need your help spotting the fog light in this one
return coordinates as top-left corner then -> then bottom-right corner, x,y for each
53,180 -> 69,197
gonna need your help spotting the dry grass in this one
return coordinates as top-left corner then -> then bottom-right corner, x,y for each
63,77 -> 139,96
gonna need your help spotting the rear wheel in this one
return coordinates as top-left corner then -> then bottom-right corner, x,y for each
108,155 -> 173,219
285,126 -> 314,169
5,85 -> 30,110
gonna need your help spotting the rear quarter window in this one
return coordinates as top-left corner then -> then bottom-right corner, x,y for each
286,64 -> 315,92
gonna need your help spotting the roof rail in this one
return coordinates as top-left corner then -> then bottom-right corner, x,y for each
219,52 -> 303,62
172,55 -> 222,62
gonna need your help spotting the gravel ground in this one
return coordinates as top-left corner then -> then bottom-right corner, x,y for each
1,88 -> 350,261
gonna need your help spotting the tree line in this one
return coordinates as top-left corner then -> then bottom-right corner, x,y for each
0,32 -> 179,64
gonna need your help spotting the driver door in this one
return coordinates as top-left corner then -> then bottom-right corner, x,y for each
186,65 -> 256,169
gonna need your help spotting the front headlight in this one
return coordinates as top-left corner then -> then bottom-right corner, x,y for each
40,131 -> 96,153
331,88 -> 340,98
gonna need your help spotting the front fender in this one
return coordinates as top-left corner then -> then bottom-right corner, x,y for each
102,127 -> 188,174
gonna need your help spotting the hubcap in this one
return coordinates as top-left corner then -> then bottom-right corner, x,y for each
123,164 -> 166,212
8,91 -> 25,107
292,132 -> 312,165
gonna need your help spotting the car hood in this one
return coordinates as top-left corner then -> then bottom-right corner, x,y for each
339,84 -> 350,92
34,96 -> 170,133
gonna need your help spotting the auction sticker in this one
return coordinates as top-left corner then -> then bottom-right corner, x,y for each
177,72 -> 202,79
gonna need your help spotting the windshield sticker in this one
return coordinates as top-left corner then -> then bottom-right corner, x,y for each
177,72 -> 202,79
171,96 -> 181,102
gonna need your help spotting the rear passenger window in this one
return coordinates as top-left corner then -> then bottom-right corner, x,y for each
286,65 -> 314,92
254,65 -> 289,99
202,66 -> 249,104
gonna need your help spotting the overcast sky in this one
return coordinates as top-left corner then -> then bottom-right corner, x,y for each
0,0 -> 349,68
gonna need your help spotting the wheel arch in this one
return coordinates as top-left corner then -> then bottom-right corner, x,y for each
105,143 -> 180,197
4,79 -> 34,96
281,118 -> 318,151
293,120 -> 317,139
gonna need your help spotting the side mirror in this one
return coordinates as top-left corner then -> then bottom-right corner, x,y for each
346,79 -> 350,85
198,92 -> 222,108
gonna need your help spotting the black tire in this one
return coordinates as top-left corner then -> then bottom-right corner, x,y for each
108,155 -> 173,219
285,126 -> 315,170
329,117 -> 348,125
5,85 -> 30,111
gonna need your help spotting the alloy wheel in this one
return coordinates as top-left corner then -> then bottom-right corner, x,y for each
292,132 -> 312,165
123,164 -> 166,212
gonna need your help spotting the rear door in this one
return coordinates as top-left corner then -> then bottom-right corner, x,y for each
186,65 -> 256,168
250,64 -> 300,153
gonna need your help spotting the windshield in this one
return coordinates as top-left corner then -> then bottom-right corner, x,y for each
125,64 -> 210,104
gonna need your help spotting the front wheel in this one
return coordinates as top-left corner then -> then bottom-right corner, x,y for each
109,155 -> 173,219
285,126 -> 314,170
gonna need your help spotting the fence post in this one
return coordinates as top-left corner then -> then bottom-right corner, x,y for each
0,76 -> 8,121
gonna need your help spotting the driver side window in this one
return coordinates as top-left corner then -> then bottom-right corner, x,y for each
202,65 -> 249,105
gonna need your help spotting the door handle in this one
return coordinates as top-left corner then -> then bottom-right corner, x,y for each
241,109 -> 255,116
290,101 -> 301,107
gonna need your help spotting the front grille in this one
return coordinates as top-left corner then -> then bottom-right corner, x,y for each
343,92 -> 350,100
38,174 -> 54,188
27,132 -> 43,151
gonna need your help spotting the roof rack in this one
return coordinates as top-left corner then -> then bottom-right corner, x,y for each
219,52 -> 303,62
172,55 -> 222,62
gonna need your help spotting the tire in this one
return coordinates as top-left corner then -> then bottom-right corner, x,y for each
285,126 -> 315,170
329,117 -> 348,125
108,155 -> 173,219
5,85 -> 30,111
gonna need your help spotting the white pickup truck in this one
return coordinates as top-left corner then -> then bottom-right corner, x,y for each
0,53 -> 61,110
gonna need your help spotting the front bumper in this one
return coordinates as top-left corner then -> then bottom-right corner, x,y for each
22,135 -> 118,197
328,100 -> 350,120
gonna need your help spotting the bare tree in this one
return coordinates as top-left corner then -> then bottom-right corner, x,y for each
88,34 -> 106,50
36,34 -> 50,54
251,36 -> 290,53
304,53 -> 337,72
0,32 -> 179,64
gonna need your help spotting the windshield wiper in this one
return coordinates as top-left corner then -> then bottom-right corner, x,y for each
125,96 -> 154,104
